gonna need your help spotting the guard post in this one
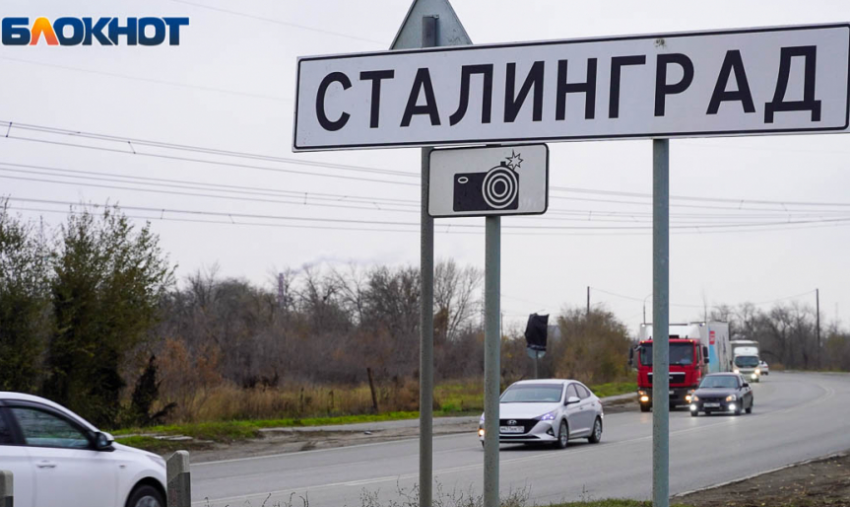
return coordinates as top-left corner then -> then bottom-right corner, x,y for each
167,451 -> 191,507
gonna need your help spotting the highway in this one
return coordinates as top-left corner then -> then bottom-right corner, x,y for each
192,372 -> 850,506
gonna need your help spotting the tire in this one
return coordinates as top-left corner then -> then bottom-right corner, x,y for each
690,410 -> 699,417
745,406 -> 752,414
734,405 -> 743,416
126,484 -> 165,507
588,418 -> 602,444
554,420 -> 569,449
640,404 -> 651,413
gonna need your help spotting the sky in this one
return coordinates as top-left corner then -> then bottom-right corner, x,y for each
1,0 -> 849,336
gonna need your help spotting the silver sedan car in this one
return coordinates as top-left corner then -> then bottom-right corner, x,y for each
478,379 -> 604,449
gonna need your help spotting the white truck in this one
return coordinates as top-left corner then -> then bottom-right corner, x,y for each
730,340 -> 762,382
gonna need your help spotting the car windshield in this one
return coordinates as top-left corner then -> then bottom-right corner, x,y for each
500,384 -> 563,403
640,343 -> 694,366
735,356 -> 760,368
699,376 -> 740,389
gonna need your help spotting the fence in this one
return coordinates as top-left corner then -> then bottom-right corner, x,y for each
0,450 -> 191,507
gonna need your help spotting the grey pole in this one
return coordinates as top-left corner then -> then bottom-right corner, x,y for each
167,451 -> 191,507
533,351 -> 539,379
816,288 -> 821,368
484,215 -> 501,507
419,15 -> 438,507
652,139 -> 670,507
0,470 -> 12,507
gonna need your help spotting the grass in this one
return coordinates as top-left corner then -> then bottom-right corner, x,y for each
587,381 -> 637,398
548,502 -> 692,507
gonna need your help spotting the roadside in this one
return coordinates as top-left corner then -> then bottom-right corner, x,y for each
118,389 -> 638,460
545,451 -> 850,507
676,451 -> 850,507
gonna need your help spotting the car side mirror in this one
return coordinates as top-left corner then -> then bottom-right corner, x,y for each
703,346 -> 710,363
94,431 -> 114,451
565,396 -> 580,406
742,383 -> 750,388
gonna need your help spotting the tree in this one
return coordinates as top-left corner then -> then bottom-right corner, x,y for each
0,202 -> 50,392
43,207 -> 174,427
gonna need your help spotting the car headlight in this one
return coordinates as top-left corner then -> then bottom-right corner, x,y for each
537,410 -> 557,421
478,428 -> 485,437
726,394 -> 737,402
755,369 -> 761,375
733,369 -> 740,374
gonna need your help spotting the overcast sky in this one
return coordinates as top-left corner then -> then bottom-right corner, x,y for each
2,0 -> 849,335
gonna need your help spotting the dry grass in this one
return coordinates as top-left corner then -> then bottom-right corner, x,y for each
155,378 -> 485,424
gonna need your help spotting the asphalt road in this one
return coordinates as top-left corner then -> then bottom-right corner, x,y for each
192,372 -> 850,506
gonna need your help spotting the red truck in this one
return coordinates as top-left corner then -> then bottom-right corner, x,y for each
630,336 -> 710,412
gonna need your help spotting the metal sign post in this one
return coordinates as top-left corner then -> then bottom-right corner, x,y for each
483,216 -> 501,507
389,3 -> 472,506
652,139 -> 670,507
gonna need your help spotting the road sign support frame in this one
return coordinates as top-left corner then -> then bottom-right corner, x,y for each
652,138 -> 670,507
418,16 -> 438,507
484,215 -> 501,507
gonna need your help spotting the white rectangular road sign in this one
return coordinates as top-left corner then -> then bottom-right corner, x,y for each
428,145 -> 548,218
293,24 -> 850,151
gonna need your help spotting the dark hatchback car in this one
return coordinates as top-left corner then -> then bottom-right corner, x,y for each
690,373 -> 754,416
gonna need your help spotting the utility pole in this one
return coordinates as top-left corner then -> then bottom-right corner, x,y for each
816,288 -> 821,369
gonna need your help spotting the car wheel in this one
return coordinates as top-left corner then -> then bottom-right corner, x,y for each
690,409 -> 699,417
640,404 -> 651,413
588,418 -> 602,444
554,420 -> 569,449
734,405 -> 743,416
126,485 -> 165,507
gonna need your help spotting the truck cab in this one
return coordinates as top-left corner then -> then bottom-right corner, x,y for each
731,340 -> 762,382
632,337 -> 709,412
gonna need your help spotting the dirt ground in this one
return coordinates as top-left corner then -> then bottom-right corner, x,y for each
188,418 -> 477,463
678,452 -> 850,507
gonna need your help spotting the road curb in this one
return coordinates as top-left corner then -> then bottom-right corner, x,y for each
673,450 -> 849,498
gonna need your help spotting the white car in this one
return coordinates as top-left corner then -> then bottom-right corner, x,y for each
759,360 -> 770,375
0,392 -> 166,507
478,379 -> 604,449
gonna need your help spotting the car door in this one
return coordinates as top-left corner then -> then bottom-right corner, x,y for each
564,384 -> 588,436
575,384 -> 597,433
0,406 -> 35,507
8,404 -> 118,507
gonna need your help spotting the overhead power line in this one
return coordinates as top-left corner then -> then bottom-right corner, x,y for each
5,164 -> 848,225
6,197 -> 850,232
0,56 -> 289,103
171,0 -> 385,45
591,286 -> 818,310
4,120 -> 848,213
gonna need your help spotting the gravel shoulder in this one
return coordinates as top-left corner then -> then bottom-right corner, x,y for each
677,451 -> 850,507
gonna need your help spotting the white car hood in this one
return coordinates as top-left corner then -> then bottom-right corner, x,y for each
498,402 -> 562,420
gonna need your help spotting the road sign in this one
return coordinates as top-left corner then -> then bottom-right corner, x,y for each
526,348 -> 546,360
293,24 -> 850,151
428,145 -> 548,217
